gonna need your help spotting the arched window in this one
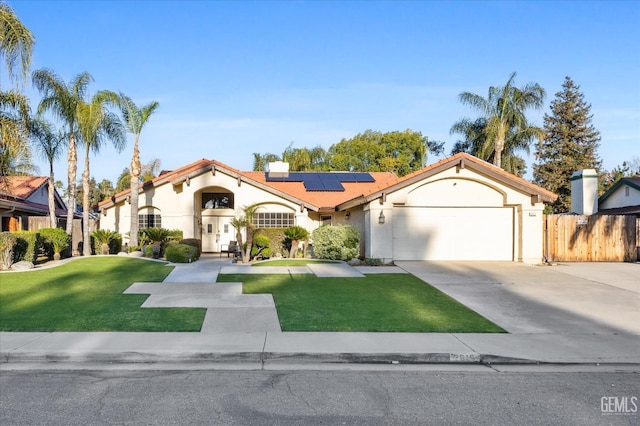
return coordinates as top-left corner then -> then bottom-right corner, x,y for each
138,207 -> 161,228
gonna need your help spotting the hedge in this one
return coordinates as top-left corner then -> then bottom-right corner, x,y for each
11,231 -> 42,263
165,243 -> 199,263
311,225 -> 360,261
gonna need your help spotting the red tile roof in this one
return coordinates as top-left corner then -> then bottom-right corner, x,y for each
0,176 -> 48,199
99,153 -> 557,211
238,171 -> 400,210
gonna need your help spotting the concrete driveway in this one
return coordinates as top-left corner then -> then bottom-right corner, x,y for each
395,261 -> 640,335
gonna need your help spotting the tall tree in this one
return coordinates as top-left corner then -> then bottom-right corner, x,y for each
533,77 -> 602,213
33,69 -> 93,237
452,72 -> 546,170
30,116 -> 65,226
252,152 -> 281,171
76,91 -> 125,256
450,117 -> 527,176
0,2 -> 34,187
118,94 -> 159,248
328,129 -> 442,176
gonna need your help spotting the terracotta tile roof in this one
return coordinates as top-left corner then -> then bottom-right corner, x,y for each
0,176 -> 48,199
390,152 -> 556,201
99,158 -> 214,207
99,152 -> 557,211
239,171 -> 400,210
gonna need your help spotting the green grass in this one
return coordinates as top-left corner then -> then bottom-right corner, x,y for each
218,273 -> 505,333
252,259 -> 338,267
0,257 -> 205,332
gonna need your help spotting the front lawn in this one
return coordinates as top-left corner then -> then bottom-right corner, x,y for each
0,257 -> 205,332
218,273 -> 505,333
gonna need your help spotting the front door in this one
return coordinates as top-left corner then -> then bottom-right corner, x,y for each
201,216 -> 233,252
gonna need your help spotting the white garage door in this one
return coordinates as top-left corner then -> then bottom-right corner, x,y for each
392,207 -> 514,261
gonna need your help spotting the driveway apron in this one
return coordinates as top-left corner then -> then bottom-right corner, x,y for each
395,261 -> 640,335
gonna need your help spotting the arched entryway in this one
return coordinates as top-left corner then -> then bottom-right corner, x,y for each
196,187 -> 236,253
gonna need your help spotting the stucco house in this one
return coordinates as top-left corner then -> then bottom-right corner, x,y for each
598,177 -> 640,216
0,176 -> 67,231
98,152 -> 557,264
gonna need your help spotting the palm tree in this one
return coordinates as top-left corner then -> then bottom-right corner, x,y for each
0,3 -> 34,188
451,72 -> 545,169
118,94 -> 159,248
76,91 -> 125,256
33,69 -> 93,237
242,204 -> 260,263
0,2 -> 34,86
30,116 -> 65,226
0,89 -> 31,183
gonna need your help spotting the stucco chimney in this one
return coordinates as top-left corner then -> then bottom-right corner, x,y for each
267,161 -> 289,178
570,169 -> 598,215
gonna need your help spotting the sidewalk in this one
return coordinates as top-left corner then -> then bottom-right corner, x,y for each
2,256 -> 638,368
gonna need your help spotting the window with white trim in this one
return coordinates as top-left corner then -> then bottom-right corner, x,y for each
138,214 -> 162,229
253,212 -> 295,228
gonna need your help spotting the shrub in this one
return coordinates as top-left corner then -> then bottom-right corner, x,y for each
143,244 -> 155,258
311,225 -> 360,261
39,228 -> 70,260
250,234 -> 271,260
140,227 -> 171,243
284,225 -> 309,258
11,231 -> 42,263
167,229 -> 183,243
254,228 -> 287,257
91,230 -> 122,255
0,232 -> 17,270
179,238 -> 202,257
165,243 -> 199,263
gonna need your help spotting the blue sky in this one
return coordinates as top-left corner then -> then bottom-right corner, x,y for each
12,0 -> 640,184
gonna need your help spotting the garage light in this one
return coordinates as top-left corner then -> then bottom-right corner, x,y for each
378,211 -> 385,224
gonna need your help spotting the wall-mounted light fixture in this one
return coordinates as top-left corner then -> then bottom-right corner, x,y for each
345,211 -> 351,220
378,210 -> 385,224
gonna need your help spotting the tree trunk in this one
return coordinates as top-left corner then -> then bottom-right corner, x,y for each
244,224 -> 253,263
289,239 -> 299,259
494,135 -> 504,169
129,135 -> 141,248
48,166 -> 56,228
82,145 -> 91,257
235,230 -> 244,262
65,133 -> 77,239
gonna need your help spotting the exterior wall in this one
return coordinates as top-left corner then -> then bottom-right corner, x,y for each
25,185 -> 50,205
364,167 -> 545,264
600,185 -> 640,210
570,169 -> 599,215
101,169 -> 321,246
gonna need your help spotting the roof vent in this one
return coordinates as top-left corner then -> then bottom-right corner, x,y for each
267,161 -> 289,178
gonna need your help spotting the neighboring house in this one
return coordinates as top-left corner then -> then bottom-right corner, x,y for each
98,152 -> 557,264
598,177 -> 640,216
0,176 -> 67,232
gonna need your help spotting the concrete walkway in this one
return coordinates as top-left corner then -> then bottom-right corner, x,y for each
2,257 -> 639,368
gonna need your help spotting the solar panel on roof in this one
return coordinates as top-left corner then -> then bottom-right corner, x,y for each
354,173 -> 375,182
302,174 -> 325,191
265,172 -> 304,182
319,174 -> 344,191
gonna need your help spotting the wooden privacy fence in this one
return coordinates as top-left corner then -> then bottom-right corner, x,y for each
544,214 -> 639,262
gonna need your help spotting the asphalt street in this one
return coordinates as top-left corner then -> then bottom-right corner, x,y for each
1,368 -> 638,425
